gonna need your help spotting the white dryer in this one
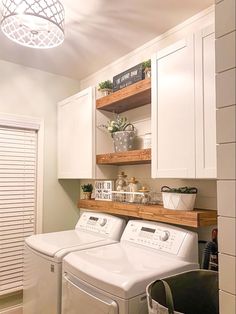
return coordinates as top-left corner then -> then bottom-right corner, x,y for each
62,220 -> 199,314
23,211 -> 126,314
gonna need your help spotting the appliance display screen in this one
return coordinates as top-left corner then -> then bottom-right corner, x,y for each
89,217 -> 99,221
141,227 -> 155,233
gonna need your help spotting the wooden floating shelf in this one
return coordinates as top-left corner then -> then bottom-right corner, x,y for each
96,148 -> 151,165
78,199 -> 217,228
96,78 -> 151,113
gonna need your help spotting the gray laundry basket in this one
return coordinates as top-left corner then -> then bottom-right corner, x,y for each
146,270 -> 219,314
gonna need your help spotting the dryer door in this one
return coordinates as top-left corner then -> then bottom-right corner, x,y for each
62,272 -> 118,314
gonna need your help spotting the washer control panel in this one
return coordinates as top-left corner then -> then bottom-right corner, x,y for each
76,213 -> 113,234
121,220 -> 188,255
75,212 -> 125,240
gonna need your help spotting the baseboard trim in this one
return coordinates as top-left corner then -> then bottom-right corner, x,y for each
0,305 -> 22,314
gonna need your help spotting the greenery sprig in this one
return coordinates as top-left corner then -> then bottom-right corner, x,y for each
142,59 -> 151,69
161,186 -> 198,194
98,80 -> 113,90
100,114 -> 134,134
81,184 -> 93,192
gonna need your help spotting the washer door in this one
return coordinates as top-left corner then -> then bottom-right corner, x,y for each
62,273 -> 118,314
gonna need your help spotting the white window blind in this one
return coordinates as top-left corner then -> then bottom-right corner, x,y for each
0,126 -> 37,295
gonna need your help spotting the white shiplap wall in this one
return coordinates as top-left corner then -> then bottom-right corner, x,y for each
215,0 -> 236,313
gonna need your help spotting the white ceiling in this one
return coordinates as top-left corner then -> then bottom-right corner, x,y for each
0,0 -> 213,80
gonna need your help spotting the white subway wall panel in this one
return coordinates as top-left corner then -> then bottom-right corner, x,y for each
216,69 -> 236,108
215,0 -> 236,38
217,143 -> 236,179
216,31 -> 236,73
217,180 -> 236,217
220,290 -> 236,314
219,254 -> 236,294
218,217 -> 236,255
216,105 -> 236,143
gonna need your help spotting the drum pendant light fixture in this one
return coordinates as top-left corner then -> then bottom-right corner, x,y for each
1,0 -> 65,49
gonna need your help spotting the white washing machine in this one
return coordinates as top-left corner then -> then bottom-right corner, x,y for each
62,220 -> 199,314
23,211 -> 126,314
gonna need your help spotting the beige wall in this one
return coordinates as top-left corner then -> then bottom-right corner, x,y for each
215,0 -> 236,313
80,7 -> 217,218
0,59 -> 81,234
80,7 -> 214,89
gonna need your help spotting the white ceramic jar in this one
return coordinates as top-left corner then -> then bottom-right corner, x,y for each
143,133 -> 151,149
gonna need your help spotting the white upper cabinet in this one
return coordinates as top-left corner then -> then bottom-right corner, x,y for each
151,36 -> 195,178
152,25 -> 216,179
195,25 -> 216,178
58,87 -> 95,179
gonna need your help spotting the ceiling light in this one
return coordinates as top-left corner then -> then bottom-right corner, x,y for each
1,0 -> 65,49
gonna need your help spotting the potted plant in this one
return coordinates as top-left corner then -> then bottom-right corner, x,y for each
161,186 -> 198,210
101,114 -> 136,152
142,59 -> 151,78
98,80 -> 113,96
81,184 -> 93,200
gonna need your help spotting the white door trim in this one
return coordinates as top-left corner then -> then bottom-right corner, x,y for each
0,112 -> 44,233
0,305 -> 22,314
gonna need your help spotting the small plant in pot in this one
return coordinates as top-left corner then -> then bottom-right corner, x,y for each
98,80 -> 113,96
81,184 -> 93,200
142,59 -> 151,78
101,114 -> 136,152
161,186 -> 198,211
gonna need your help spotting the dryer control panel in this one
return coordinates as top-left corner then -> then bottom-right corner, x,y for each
121,220 -> 197,258
75,212 -> 126,240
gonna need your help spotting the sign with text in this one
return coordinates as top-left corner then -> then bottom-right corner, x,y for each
113,63 -> 144,92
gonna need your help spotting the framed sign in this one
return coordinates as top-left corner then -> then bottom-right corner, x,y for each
113,63 -> 144,92
95,180 -> 114,201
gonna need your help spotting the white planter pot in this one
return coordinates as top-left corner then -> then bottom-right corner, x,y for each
162,192 -> 196,210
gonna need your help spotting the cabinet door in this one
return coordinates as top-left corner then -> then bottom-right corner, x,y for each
151,36 -> 195,178
58,87 -> 95,178
195,25 -> 216,178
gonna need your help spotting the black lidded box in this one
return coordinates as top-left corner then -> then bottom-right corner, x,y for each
113,63 -> 144,92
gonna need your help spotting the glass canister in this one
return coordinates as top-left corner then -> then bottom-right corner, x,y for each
138,186 -> 150,204
127,177 -> 139,203
115,171 -> 127,190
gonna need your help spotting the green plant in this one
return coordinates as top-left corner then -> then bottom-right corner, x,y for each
101,114 -> 134,134
161,186 -> 198,194
98,80 -> 113,90
142,59 -> 151,69
81,184 -> 93,192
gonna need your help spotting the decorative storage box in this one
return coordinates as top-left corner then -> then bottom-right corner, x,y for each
95,181 -> 114,201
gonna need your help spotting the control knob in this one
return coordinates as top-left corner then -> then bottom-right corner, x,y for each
99,218 -> 107,227
160,230 -> 170,241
